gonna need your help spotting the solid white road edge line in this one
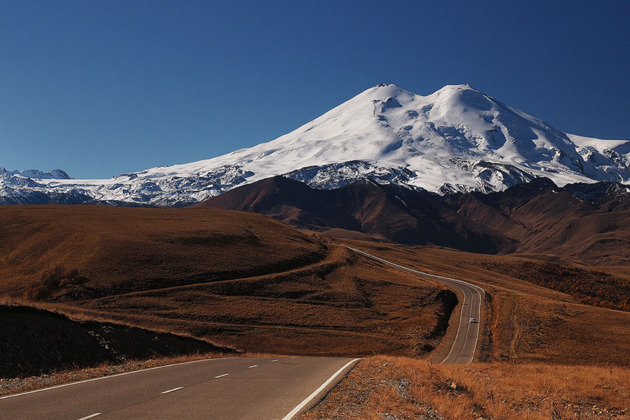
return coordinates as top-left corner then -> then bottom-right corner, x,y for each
76,413 -> 101,420
214,373 -> 229,378
248,365 -> 258,368
281,358 -> 361,420
0,357 -> 237,400
161,386 -> 183,394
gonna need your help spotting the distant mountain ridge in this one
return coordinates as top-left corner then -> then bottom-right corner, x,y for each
196,175 -> 512,254
199,176 -> 630,265
0,168 -> 70,180
2,84 -> 628,206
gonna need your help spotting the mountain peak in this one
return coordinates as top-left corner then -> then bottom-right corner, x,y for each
364,83 -> 487,107
2,83 -> 628,206
363,83 -> 414,100
435,83 -> 478,92
428,83 -> 494,110
363,83 -> 493,116
0,168 -> 71,180
371,83 -> 480,94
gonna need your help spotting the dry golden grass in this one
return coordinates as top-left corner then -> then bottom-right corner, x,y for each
303,356 -> 630,420
303,242 -> 630,419
4,205 -> 630,419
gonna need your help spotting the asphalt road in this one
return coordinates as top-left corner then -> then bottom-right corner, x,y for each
0,356 -> 359,420
347,246 -> 485,364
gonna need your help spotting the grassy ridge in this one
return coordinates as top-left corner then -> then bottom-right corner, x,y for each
340,241 -> 630,365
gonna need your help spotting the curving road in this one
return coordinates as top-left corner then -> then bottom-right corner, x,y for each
347,246 -> 485,364
1,247 -> 484,419
0,356 -> 359,420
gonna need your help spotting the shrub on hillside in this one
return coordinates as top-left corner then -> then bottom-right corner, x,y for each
24,267 -> 88,300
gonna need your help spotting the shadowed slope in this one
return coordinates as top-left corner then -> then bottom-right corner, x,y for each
200,176 -> 630,265
0,305 -> 229,378
197,176 -> 510,253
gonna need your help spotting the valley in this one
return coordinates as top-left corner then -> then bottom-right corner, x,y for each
1,84 -> 628,418
1,203 -> 628,418
4,2 -> 629,418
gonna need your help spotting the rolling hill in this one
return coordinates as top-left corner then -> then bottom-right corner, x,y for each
0,205 -> 455,369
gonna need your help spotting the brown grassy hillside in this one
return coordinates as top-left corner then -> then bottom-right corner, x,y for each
3,202 -> 629,406
303,243 -> 630,419
51,245 -> 455,357
0,205 -> 453,364
0,205 -> 325,299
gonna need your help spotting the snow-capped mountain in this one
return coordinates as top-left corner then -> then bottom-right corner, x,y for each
0,168 -> 70,181
2,84 -> 629,206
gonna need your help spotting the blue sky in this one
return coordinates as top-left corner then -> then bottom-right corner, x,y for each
2,0 -> 629,178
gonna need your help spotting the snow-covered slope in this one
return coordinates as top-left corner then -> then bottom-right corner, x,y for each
2,84 -> 629,205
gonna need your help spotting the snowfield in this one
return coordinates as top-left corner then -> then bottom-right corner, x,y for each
2,84 -> 629,206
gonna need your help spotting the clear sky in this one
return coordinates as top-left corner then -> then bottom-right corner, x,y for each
2,0 -> 629,179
